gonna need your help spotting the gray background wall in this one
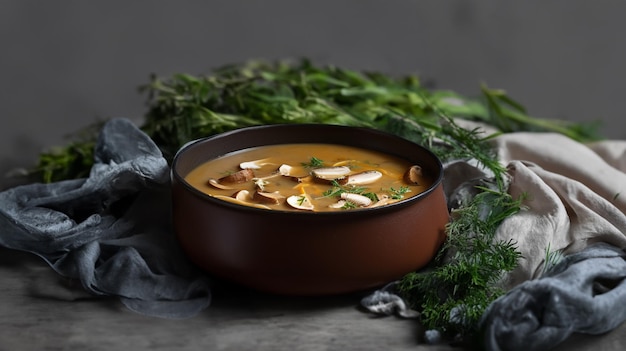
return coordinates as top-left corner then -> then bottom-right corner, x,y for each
2,1 -> 625,190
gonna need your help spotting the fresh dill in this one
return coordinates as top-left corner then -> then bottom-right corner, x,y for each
322,181 -> 375,200
322,180 -> 346,198
389,186 -> 411,200
341,201 -> 358,210
302,156 -> 325,168
362,192 -> 379,202
296,195 -> 307,206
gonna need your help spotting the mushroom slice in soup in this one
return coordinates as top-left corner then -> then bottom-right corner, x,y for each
219,169 -> 255,184
312,166 -> 351,180
340,193 -> 373,207
329,200 -> 348,209
278,164 -> 310,182
371,194 -> 393,208
232,189 -> 251,201
214,194 -> 271,210
286,194 -> 315,211
404,165 -> 423,185
208,178 -> 234,190
239,158 -> 273,170
254,191 -> 286,205
341,170 -> 383,186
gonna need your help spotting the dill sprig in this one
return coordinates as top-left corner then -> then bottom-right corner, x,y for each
398,187 -> 525,340
301,156 -> 325,168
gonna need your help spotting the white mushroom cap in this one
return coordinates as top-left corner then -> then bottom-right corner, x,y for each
340,192 -> 373,207
240,158 -> 272,170
312,166 -> 351,180
286,194 -> 315,211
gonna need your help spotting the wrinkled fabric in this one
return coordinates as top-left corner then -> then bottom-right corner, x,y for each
480,243 -> 626,351
361,130 -> 626,350
492,133 -> 626,289
360,282 -> 420,319
0,118 -> 211,318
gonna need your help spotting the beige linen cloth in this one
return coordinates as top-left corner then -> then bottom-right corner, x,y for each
492,132 -> 626,288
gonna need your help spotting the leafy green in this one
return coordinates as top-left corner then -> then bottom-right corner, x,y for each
389,186 -> 411,200
302,156 -> 325,168
398,187 -> 525,339
35,59 -> 599,182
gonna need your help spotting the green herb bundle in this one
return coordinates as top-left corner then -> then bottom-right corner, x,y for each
33,59 -> 600,342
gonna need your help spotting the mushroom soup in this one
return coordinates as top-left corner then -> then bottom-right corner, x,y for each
184,143 -> 432,212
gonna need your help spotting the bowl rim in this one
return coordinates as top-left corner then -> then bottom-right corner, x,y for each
171,123 -> 444,217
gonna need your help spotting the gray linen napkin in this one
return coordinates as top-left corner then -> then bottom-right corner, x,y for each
480,242 -> 626,351
0,118 -> 211,318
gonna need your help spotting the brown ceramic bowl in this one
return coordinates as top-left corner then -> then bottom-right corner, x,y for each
171,124 -> 449,295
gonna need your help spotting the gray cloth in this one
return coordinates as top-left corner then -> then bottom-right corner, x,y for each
0,118 -> 211,318
480,242 -> 626,351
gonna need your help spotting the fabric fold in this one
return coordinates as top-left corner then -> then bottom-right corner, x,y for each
480,243 -> 626,351
0,118 -> 211,318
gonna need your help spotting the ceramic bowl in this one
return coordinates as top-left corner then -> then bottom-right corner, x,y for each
171,124 -> 449,295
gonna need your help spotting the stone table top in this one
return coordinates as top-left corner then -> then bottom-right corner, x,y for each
1,247 -> 625,351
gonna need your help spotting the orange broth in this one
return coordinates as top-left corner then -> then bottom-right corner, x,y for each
184,143 -> 432,212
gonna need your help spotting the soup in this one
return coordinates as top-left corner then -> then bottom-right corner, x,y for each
184,143 -> 432,212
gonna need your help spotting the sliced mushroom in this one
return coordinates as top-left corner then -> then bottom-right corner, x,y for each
278,164 -> 311,182
343,170 -> 383,186
312,166 -> 351,180
232,189 -> 251,201
214,195 -> 271,210
278,164 -> 293,176
240,158 -> 272,170
286,194 -> 315,211
404,165 -> 423,185
219,169 -> 255,184
208,178 -> 234,190
329,200 -> 348,209
340,192 -> 372,207
371,194 -> 393,208
254,191 -> 286,205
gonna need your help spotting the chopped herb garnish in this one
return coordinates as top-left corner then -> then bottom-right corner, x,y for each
322,180 -> 345,198
362,192 -> 379,202
341,201 -> 358,210
302,156 -> 325,168
389,186 -> 411,200
297,195 -> 307,206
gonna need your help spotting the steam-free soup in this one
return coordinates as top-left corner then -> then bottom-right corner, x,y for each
185,143 -> 432,212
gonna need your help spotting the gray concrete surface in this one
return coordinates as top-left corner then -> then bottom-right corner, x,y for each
2,245 -> 626,351
2,2 -> 626,350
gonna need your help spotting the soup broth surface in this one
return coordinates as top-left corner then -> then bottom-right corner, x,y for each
185,143 -> 432,212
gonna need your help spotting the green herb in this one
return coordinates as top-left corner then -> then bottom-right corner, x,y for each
322,181 -> 371,198
302,156 -> 325,168
296,195 -> 307,206
362,192 -> 379,202
542,243 -> 563,275
341,201 -> 358,210
29,59 -> 602,343
322,180 -> 346,198
398,187 -> 525,339
389,186 -> 411,200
